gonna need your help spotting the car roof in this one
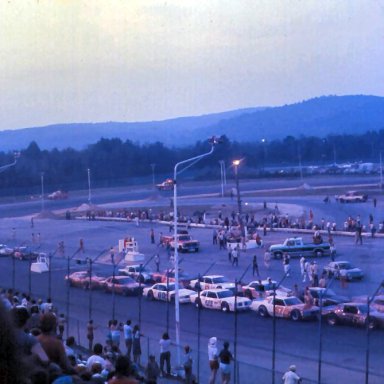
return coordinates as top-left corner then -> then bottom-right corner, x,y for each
202,275 -> 225,278
202,288 -> 231,293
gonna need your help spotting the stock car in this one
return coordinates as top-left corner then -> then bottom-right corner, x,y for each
324,302 -> 384,329
251,295 -> 319,321
190,288 -> 252,313
102,276 -> 141,296
118,264 -> 154,283
189,275 -> 237,292
353,295 -> 384,313
152,268 -> 195,288
323,261 -> 364,281
241,279 -> 292,300
303,287 -> 349,307
65,271 -> 106,289
143,282 -> 195,303
335,191 -> 368,203
0,244 -> 13,257
12,246 -> 39,261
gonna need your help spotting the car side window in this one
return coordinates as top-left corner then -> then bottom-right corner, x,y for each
207,292 -> 216,299
274,299 -> 284,306
201,292 -> 208,298
344,305 -> 358,314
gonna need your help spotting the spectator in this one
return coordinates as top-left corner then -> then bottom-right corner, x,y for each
108,355 -> 138,384
86,343 -> 107,371
132,325 -> 142,366
183,345 -> 193,384
154,254 -> 160,273
252,255 -> 260,277
208,337 -> 219,384
87,319 -> 95,352
218,341 -> 233,384
123,320 -> 133,359
145,354 -> 160,384
38,312 -> 75,374
282,365 -> 302,383
159,332 -> 171,377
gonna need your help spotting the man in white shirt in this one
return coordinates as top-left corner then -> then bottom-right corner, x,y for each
86,343 -> 106,370
123,319 -> 133,359
282,365 -> 302,384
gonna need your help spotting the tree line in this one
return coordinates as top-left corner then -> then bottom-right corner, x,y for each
1,130 -> 384,196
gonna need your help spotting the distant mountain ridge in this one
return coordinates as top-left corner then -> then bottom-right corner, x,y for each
1,95 -> 384,151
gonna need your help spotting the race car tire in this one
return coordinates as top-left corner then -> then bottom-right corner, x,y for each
258,306 -> 269,318
170,295 -> 175,304
82,282 -> 89,290
327,314 -> 338,326
147,290 -> 154,300
221,302 -> 230,313
274,252 -> 283,260
290,309 -> 302,321
195,248 -> 199,252
315,249 -> 324,258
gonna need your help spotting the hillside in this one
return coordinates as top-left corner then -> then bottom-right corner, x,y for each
1,95 -> 384,151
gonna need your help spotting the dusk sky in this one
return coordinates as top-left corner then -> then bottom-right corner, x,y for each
0,0 -> 383,131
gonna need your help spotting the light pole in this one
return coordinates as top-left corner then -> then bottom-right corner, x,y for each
150,163 -> 156,188
365,280 -> 384,384
317,275 -> 336,384
232,160 -> 242,217
41,172 -> 45,212
87,168 -> 92,205
272,271 -> 289,384
219,160 -> 226,197
173,136 -> 220,364
261,138 -> 267,172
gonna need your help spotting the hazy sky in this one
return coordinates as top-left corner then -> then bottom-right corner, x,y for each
0,0 -> 383,131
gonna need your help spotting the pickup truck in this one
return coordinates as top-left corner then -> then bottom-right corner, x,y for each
269,237 -> 331,259
163,234 -> 200,253
156,179 -> 174,191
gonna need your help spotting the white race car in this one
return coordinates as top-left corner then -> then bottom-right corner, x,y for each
250,295 -> 319,321
189,275 -> 236,291
143,283 -> 195,304
190,288 -> 251,312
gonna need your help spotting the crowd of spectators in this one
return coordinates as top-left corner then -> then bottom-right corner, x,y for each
0,288 -> 147,384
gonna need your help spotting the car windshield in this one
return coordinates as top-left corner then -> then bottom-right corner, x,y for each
338,262 -> 353,269
117,277 -> 135,284
178,235 -> 191,241
167,284 -> 184,290
212,277 -> 228,283
357,305 -> 368,314
217,290 -> 234,299
283,297 -> 302,305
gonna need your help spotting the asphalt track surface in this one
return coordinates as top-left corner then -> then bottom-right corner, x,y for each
1,175 -> 384,383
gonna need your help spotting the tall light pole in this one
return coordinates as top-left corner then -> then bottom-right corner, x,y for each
219,160 -> 226,197
150,163 -> 156,188
173,136 -> 220,364
232,159 -> 243,232
261,138 -> 267,172
40,172 -> 45,212
87,168 -> 92,205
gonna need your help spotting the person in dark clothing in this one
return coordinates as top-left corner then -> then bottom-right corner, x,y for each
218,341 -> 233,384
252,255 -> 260,277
